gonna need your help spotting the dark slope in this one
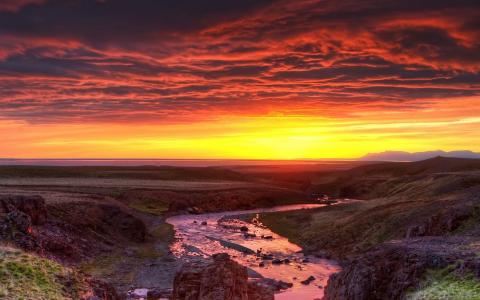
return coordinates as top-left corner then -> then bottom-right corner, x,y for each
256,157 -> 480,300
361,150 -> 480,161
314,157 -> 480,198
346,156 -> 480,177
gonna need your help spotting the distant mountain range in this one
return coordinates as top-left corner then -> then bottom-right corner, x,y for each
360,150 -> 480,161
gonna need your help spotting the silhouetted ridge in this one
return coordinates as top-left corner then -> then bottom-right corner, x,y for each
347,156 -> 480,177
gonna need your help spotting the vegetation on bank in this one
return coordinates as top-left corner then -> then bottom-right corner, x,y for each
258,199 -> 416,257
0,246 -> 89,299
258,159 -> 480,258
80,222 -> 175,291
407,266 -> 480,300
128,198 -> 170,215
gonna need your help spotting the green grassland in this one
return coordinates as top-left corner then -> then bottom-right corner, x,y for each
258,158 -> 480,258
407,266 -> 480,300
0,246 -> 90,300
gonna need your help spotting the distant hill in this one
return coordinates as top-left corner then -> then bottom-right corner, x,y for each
360,150 -> 480,161
314,156 -> 480,198
350,156 -> 480,177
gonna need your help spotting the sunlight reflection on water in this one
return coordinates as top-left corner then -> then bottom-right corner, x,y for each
167,204 -> 341,299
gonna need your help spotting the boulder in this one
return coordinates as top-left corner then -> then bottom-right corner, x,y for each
300,276 -> 315,285
256,278 -> 292,291
172,253 -> 274,300
271,259 -> 283,265
323,236 -> 478,300
205,236 -> 255,255
247,282 -> 274,300
0,210 -> 38,250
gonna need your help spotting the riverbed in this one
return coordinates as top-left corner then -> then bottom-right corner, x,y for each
166,204 -> 341,299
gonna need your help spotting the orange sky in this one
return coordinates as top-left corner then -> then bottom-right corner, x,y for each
0,0 -> 479,159
2,96 -> 479,159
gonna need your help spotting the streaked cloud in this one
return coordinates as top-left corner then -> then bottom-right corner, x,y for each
0,0 -> 479,157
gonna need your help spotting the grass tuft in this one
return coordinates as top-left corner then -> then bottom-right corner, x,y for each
0,246 -> 89,299
129,199 -> 170,215
407,266 -> 480,300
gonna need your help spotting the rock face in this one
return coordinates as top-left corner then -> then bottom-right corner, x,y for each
42,201 -> 147,261
85,277 -> 120,300
0,195 -> 47,250
172,253 -> 274,300
405,204 -> 474,238
0,194 -> 147,262
323,236 -> 480,300
0,195 -> 47,225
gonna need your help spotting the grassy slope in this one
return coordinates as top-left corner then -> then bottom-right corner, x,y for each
407,267 -> 480,300
259,193 -> 467,257
0,246 -> 91,300
313,157 -> 480,198
259,157 -> 480,258
260,158 -> 480,298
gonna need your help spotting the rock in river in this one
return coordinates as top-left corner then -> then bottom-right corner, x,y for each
300,276 -> 316,285
172,253 -> 273,300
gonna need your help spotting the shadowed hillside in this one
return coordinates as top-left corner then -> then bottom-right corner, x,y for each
0,165 -> 250,181
313,157 -> 480,199
256,157 -> 480,299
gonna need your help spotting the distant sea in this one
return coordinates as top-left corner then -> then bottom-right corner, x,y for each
0,159 -> 344,167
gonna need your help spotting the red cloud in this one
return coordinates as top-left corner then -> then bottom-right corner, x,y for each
0,0 -> 479,124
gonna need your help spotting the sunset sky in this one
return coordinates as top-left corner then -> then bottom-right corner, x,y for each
0,0 -> 479,159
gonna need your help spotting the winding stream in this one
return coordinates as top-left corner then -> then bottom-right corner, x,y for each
166,204 -> 341,299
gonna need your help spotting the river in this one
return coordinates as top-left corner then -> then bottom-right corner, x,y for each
166,204 -> 341,299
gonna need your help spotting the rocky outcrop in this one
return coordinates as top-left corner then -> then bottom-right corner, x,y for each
0,210 -> 38,250
96,204 -> 147,243
323,236 -> 480,300
0,195 -> 47,250
247,281 -> 274,300
172,253 -> 273,300
48,202 -> 147,243
406,204 -> 476,238
0,194 -> 147,263
0,195 -> 47,225
41,201 -> 148,261
85,277 -> 120,300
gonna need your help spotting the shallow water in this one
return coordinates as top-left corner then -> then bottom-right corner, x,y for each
166,204 -> 341,299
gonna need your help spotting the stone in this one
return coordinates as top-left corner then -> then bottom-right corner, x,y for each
172,253 -> 273,300
261,254 -> 273,260
300,276 -> 315,285
272,259 -> 283,265
133,288 -> 149,298
256,278 -> 292,292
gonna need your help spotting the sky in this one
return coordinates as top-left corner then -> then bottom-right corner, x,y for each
0,0 -> 479,159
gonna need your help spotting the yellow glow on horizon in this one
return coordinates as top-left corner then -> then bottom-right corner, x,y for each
1,97 -> 479,159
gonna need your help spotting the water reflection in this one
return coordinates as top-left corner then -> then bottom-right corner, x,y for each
166,204 -> 341,299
